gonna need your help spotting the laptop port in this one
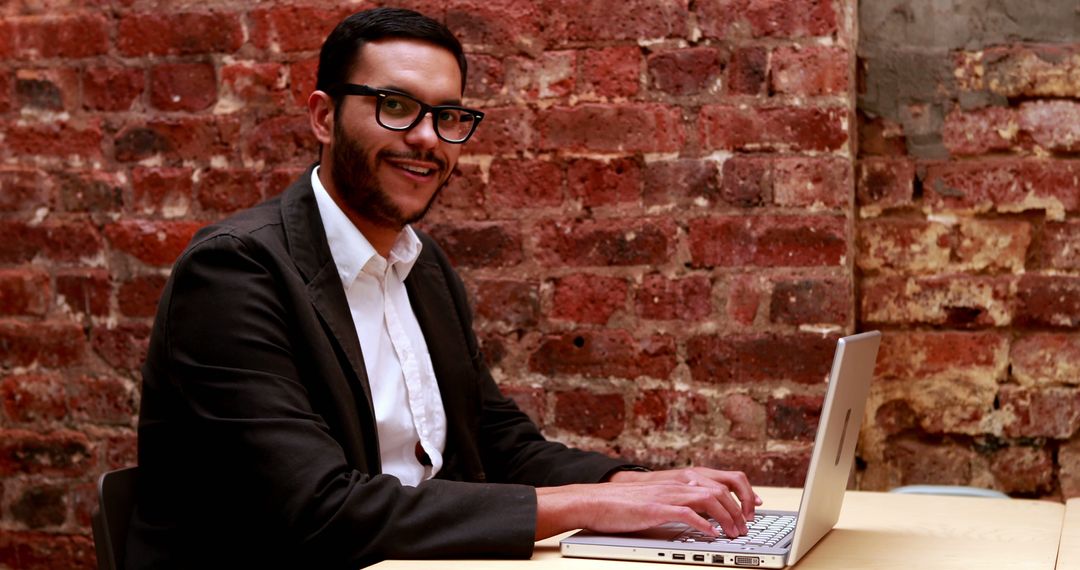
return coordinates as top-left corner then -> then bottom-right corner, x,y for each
735,555 -> 760,566
693,554 -> 705,562
712,554 -> 725,564
673,553 -> 686,560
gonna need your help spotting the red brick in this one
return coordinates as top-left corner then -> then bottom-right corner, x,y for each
719,157 -> 771,207
875,331 -> 1008,380
550,274 -> 628,325
688,215 -> 847,268
103,431 -> 137,470
726,47 -> 768,95
642,159 -> 719,207
554,389 -> 625,440
957,45 -> 1080,99
725,275 -> 764,326
860,274 -> 1014,327
68,375 -> 136,424
426,223 -> 523,268
1038,220 -> 1080,270
686,333 -> 838,385
647,47 -> 724,95
487,159 -> 565,209
693,450 -> 811,487
0,219 -> 103,264
5,120 -> 103,160
130,167 -> 194,217
635,274 -> 712,321
10,481 -> 67,529
529,330 -> 676,380
0,429 -> 93,476
118,12 -> 243,56
149,62 -> 217,112
0,268 -> 50,316
505,51 -> 575,100
55,268 -> 110,317
466,106 -> 537,154
288,57 -> 319,108
244,114 -> 320,165
999,386 -> 1080,439
579,46 -> 640,98
858,112 -> 908,157
953,218 -> 1031,273
537,104 -> 685,153
114,117 -> 241,163
856,218 -> 951,274
874,399 -> 919,436
104,220 -> 203,266
473,280 -> 539,329
720,393 -> 765,440
14,68 -> 78,111
118,274 -> 167,318
249,5 -> 352,52
633,389 -> 708,433
1061,438 -> 1080,498
219,61 -> 289,111
1016,275 -> 1080,328
923,161 -> 1080,219
1019,100 -> 1080,153
769,278 -> 850,326
700,105 -> 848,152
197,168 -> 261,213
83,66 -> 144,112
942,106 -> 1018,156
697,0 -> 838,39
767,393 -> 825,440
0,320 -> 86,368
536,218 -> 676,267
1010,333 -> 1080,387
478,332 -> 508,368
0,169 -> 52,213
54,170 -> 124,213
567,157 -> 641,208
499,384 -> 547,427
0,72 -> 10,113
6,14 -> 108,59
549,0 -> 688,42
990,446 -> 1054,494
770,45 -> 849,96
444,0 -> 544,48
91,322 -> 151,373
880,437 -> 980,486
856,158 -> 915,211
460,53 -> 503,100
429,163 -> 486,220
773,157 -> 851,209
263,167 -> 306,199
0,374 -> 67,424
0,531 -> 95,570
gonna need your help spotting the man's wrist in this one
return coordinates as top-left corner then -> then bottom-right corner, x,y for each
601,465 -> 650,482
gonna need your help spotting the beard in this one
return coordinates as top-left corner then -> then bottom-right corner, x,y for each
329,120 -> 451,230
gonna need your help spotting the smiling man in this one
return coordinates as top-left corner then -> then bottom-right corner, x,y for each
128,8 -> 759,569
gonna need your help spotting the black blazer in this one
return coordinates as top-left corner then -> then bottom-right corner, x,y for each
128,166 -> 631,569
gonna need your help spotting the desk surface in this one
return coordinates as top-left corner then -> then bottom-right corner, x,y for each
1057,498 -> 1080,569
372,487 -> 1065,569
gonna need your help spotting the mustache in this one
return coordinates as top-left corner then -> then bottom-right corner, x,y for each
377,149 -> 447,172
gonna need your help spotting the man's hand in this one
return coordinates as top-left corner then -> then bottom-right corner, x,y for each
534,468 -> 761,541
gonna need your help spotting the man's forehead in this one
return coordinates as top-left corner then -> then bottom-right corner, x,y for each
350,38 -> 463,97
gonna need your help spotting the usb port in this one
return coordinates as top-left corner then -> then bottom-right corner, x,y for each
694,554 -> 705,562
673,553 -> 686,560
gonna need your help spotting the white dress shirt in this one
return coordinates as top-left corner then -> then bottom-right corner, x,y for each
311,167 -> 447,487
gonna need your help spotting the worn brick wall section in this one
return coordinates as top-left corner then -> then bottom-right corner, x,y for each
857,0 -> 1080,498
0,0 -> 856,565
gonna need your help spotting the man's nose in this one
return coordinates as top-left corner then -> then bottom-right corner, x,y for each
404,112 -> 439,149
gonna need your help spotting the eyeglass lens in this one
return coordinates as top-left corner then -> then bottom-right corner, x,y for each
378,93 -> 478,142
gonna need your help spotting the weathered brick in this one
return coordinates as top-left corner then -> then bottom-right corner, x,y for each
697,0 -> 838,39
118,274 -> 167,318
5,14 -> 108,59
465,106 -> 537,154
130,167 -> 194,218
857,112 -> 908,157
767,394 -> 824,440
197,168 -> 261,213
875,331 -> 1008,381
861,275 -> 1014,327
772,157 -> 850,209
642,159 -> 719,207
1018,100 -> 1080,153
1011,333 -> 1080,387
149,62 -> 217,112
874,399 -> 919,436
83,66 -> 144,112
686,333 -> 838,385
104,220 -> 203,267
1060,437 -> 1080,498
102,431 -> 137,470
429,163 -> 486,219
500,384 -> 546,427
1015,275 -> 1080,328
219,61 -> 289,111
249,5 -> 353,53
464,53 -> 504,100
770,45 -> 849,96
15,68 -> 78,112
550,274 -> 628,325
0,430 -> 93,476
426,223 -> 523,268
0,374 -> 66,424
566,157 -> 641,208
990,446 -> 1054,495
549,0 -> 688,42
700,105 -> 848,152
942,106 -> 1018,156
115,117 -> 240,163
647,47 -> 724,95
878,437 -> 981,487
473,280 -> 539,329
68,376 -> 136,424
487,159 -> 565,209
719,156 -> 771,207
0,71 -> 11,113
725,275 -> 764,326
719,393 -> 765,440
769,278 -> 850,326
444,0 -> 544,49
0,531 -> 95,570
91,322 -> 152,373
54,170 -> 124,213
856,158 -> 915,212
0,168 -> 53,212
505,51 -> 575,100
726,47 -> 768,95
5,120 -> 103,160
537,104 -> 685,153
0,320 -> 85,368
579,46 -> 640,98
923,161 -> 1080,220
688,215 -> 847,268
633,389 -> 708,433
0,268 -> 50,316
856,219 -> 951,274
55,268 -> 110,317
536,218 -> 676,267
10,482 -> 67,529
956,45 -> 1080,99
1038,220 -> 1080,270
635,274 -> 712,321
693,450 -> 810,487
554,389 -> 625,440
958,218 -> 1032,272
0,219 -> 103,264
999,386 -> 1080,439
245,114 -> 319,165
288,57 -> 319,108
118,12 -> 244,56
529,330 -> 676,380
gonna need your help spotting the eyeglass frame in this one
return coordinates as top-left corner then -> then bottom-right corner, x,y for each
331,83 -> 485,144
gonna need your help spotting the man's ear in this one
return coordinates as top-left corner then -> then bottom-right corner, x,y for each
308,90 -> 335,146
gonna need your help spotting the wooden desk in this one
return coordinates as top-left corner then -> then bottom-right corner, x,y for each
1057,498 -> 1080,569
373,487 -> 1064,569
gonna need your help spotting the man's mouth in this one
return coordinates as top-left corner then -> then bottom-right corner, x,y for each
381,152 -> 444,180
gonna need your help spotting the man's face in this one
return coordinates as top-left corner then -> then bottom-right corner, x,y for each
328,38 -> 464,230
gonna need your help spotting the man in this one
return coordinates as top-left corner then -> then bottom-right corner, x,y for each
129,7 -> 760,569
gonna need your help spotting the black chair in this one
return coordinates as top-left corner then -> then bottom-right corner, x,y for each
91,466 -> 138,570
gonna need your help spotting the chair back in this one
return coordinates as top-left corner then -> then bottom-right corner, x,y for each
91,466 -> 138,570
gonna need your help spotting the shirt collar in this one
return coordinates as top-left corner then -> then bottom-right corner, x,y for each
311,166 -> 423,288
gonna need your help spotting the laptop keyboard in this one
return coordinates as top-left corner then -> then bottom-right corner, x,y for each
671,514 -> 796,549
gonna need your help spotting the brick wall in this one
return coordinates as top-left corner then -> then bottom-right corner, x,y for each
0,0 -> 1071,567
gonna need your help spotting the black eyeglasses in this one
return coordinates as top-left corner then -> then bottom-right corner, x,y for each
334,84 -> 484,144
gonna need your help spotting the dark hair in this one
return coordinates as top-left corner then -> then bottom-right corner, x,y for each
316,7 -> 468,99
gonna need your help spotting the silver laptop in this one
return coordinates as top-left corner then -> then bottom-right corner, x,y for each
561,330 -> 881,568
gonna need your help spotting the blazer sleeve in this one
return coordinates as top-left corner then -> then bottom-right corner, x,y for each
144,230 -> 540,567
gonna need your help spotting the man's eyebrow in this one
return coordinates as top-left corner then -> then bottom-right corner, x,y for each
380,84 -> 462,106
